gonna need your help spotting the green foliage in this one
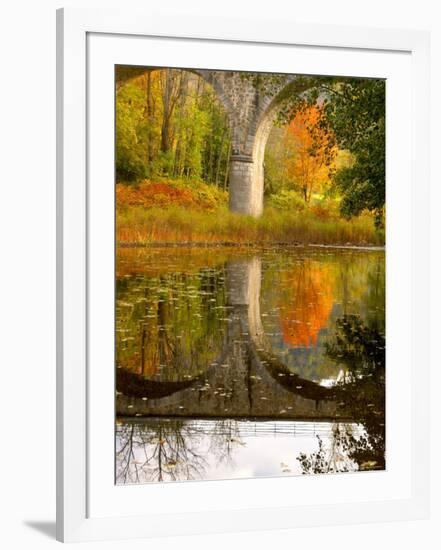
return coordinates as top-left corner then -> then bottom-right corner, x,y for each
267,190 -> 307,212
116,68 -> 231,187
323,79 -> 385,226
116,83 -> 149,180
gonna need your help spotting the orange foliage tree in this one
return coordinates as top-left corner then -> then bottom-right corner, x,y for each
283,103 -> 337,202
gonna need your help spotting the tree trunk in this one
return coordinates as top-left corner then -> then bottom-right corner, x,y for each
146,72 -> 153,166
223,141 -> 232,191
215,127 -> 227,187
160,70 -> 181,154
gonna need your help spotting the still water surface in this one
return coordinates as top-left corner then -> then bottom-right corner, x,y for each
115,246 -> 385,484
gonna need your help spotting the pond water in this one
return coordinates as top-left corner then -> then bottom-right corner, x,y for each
115,246 -> 385,484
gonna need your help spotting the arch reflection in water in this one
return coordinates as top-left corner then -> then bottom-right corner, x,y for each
115,247 -> 385,483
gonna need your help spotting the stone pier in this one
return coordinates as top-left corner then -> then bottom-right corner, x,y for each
228,155 -> 263,216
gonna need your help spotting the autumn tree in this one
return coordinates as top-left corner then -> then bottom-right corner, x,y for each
278,76 -> 386,224
282,103 -> 337,202
256,73 -> 385,223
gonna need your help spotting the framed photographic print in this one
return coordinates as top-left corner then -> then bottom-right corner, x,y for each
56,7 -> 430,543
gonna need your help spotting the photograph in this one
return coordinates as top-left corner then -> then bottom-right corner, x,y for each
0,0 -> 434,545
114,65 -> 386,484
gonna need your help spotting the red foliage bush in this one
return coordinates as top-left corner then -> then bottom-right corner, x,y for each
116,180 -> 225,211
116,181 -> 197,209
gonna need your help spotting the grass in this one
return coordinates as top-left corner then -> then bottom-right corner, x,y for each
116,204 -> 384,246
115,179 -> 384,246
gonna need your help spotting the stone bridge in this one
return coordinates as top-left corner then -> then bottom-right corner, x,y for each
116,258 -> 351,422
117,67 -> 309,217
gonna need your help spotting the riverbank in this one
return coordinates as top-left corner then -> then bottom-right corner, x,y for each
118,241 -> 385,250
116,179 -> 384,246
117,205 -> 384,246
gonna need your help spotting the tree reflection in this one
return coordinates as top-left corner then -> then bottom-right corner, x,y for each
116,418 -> 245,484
297,314 -> 385,473
116,420 -> 208,483
207,419 -> 244,469
297,423 -> 358,474
116,266 -> 227,383
278,260 -> 335,348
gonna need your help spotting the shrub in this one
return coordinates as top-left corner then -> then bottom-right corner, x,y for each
116,179 -> 227,211
267,190 -> 306,212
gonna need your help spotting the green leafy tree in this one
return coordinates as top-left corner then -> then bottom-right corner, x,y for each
322,79 -> 385,226
116,82 -> 149,180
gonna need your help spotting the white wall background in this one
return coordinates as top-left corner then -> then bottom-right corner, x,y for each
0,1 -> 438,548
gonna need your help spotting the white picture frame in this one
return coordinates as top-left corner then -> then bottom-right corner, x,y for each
56,7 -> 430,543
